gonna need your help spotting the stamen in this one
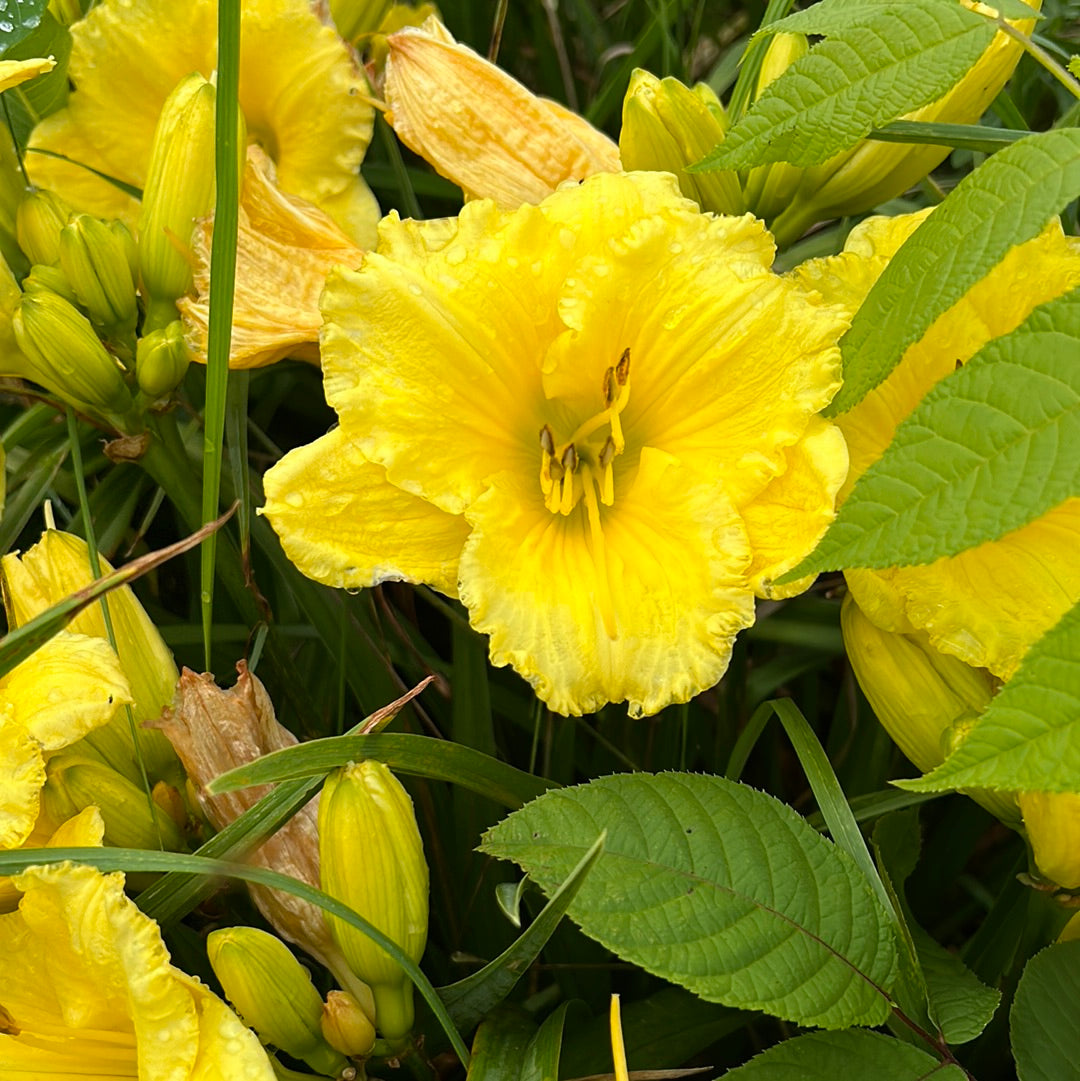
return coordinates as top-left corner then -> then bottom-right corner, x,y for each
539,424 -> 555,456
598,435 -> 616,506
561,443 -> 578,473
616,347 -> 630,385
581,465 -> 618,640
602,366 -> 616,406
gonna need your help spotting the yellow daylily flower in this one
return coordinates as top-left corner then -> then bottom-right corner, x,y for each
264,171 -> 848,717
381,16 -> 620,207
28,0 -> 379,245
0,632 -> 130,850
799,211 -> 1080,889
178,147 -> 364,368
0,56 -> 55,93
0,861 -> 275,1079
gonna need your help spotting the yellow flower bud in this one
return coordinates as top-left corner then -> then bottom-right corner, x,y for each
321,990 -> 377,1057
619,70 -> 744,216
11,290 -> 134,415
41,753 -> 187,851
16,189 -> 71,266
319,760 -> 428,1042
841,594 -> 1020,827
58,214 -> 138,332
135,319 -> 191,398
1018,792 -> 1080,890
207,927 -> 349,1078
22,262 -> 78,305
755,31 -> 810,96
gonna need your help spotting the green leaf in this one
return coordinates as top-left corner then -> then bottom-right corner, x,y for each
829,128 -> 1080,416
0,0 -> 46,53
694,0 -> 992,171
719,1029 -> 967,1079
1011,941 -> 1080,1081
481,773 -> 898,1029
1,11 -> 70,149
868,119 -> 1028,153
898,600 -> 1080,793
790,287 -> 1080,576
207,732 -> 555,810
521,1002 -> 575,1081
466,1007 -> 537,1081
437,834 -> 604,1032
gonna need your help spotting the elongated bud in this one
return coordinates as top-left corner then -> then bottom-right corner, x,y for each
620,69 -> 743,216
756,32 -> 809,96
12,290 -> 134,414
16,189 -> 71,266
41,754 -> 187,850
138,74 -> 237,333
841,593 -> 1020,826
59,214 -> 139,331
22,263 -> 78,304
321,990 -> 377,1057
208,927 -> 350,1078
136,319 -> 191,398
319,761 -> 428,1042
1018,792 -> 1080,890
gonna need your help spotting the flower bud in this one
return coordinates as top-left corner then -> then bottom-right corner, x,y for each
41,754 -> 187,851
47,0 -> 81,26
207,927 -> 349,1078
59,214 -> 138,331
321,990 -> 377,1057
319,761 -> 428,1042
136,319 -> 191,398
16,189 -> 71,266
330,0 -> 393,43
12,290 -> 134,415
22,262 -> 78,304
619,70 -> 743,216
1018,792 -> 1080,890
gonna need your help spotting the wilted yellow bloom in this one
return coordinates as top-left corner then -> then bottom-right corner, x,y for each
264,171 -> 848,716
28,0 -> 379,245
0,862 -> 275,1078
382,15 -> 619,207
179,148 -> 364,369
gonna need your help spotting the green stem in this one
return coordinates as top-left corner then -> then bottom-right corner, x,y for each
996,19 -> 1080,102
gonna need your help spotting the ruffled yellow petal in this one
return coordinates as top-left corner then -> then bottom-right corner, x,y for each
0,57 -> 55,93
459,448 -> 755,717
741,416 -> 849,598
0,709 -> 46,850
383,17 -> 619,207
180,148 -> 365,369
261,425 -> 469,595
0,862 -> 273,1079
28,0 -> 375,242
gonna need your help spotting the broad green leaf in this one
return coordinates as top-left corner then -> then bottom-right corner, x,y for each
0,0 -> 45,53
466,1007 -> 537,1081
207,732 -> 555,810
1011,941 -> 1080,1081
694,0 -> 992,171
481,773 -> 898,1029
791,288 -> 1080,576
437,834 -> 604,1032
829,128 -> 1080,416
898,600 -> 1080,793
720,1029 -> 967,1079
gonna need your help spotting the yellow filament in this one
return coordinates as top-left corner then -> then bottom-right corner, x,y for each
581,465 -> 617,640
610,995 -> 629,1081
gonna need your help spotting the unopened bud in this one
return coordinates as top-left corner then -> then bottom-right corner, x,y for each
207,927 -> 349,1078
41,754 -> 186,851
16,189 -> 71,266
331,0 -> 393,43
620,69 -> 743,215
47,0 -> 81,26
321,990 -> 377,1057
12,290 -> 133,414
755,31 -> 809,96
319,761 -> 428,1042
136,319 -> 191,398
59,214 -> 138,331
1019,792 -> 1080,890
22,263 -> 77,305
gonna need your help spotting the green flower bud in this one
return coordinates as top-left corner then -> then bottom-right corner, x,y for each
16,189 -> 71,267
330,0 -> 393,43
619,69 -> 743,216
319,761 -> 428,1043
135,319 -> 191,399
12,291 -> 134,415
22,263 -> 78,305
207,927 -> 349,1078
321,990 -> 377,1058
59,214 -> 139,332
41,754 -> 187,851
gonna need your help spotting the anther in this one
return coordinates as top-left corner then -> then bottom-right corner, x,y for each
539,423 -> 556,456
616,347 -> 630,385
598,435 -> 616,470
561,443 -> 578,472
602,366 -> 616,406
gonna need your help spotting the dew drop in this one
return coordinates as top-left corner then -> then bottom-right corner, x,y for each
283,492 -> 303,508
408,283 -> 422,297
0,21 -> 14,32
444,246 -> 465,266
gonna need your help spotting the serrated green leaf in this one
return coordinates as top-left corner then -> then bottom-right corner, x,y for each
790,287 -> 1080,577
694,0 -> 993,171
0,0 -> 45,53
829,128 -> 1080,416
1011,941 -> 1080,1081
481,773 -> 898,1029
720,1029 -> 968,1079
898,600 -> 1080,793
